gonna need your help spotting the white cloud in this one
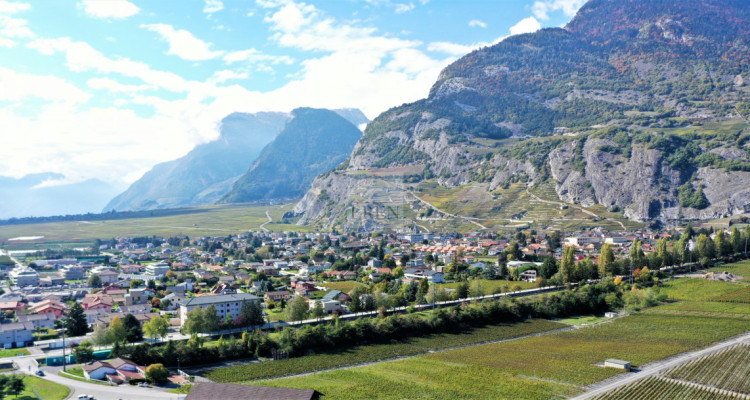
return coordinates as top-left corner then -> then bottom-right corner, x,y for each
78,0 -> 139,19
203,0 -> 224,14
468,19 -> 487,28
265,2 -> 315,33
27,37 -> 190,92
0,1 -> 29,14
394,2 -> 414,14
427,41 -> 478,56
141,24 -> 224,61
509,16 -> 541,35
222,48 -> 294,66
211,69 -> 249,83
531,0 -> 585,20
0,66 -> 91,104
87,77 -> 151,92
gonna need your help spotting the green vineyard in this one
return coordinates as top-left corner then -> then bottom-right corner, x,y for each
594,344 -> 750,399
592,376 -> 747,400
663,344 -> 750,395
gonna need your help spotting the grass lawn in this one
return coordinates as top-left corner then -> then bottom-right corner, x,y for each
556,314 -> 609,326
0,348 -> 29,358
256,278 -> 750,399
18,375 -> 70,400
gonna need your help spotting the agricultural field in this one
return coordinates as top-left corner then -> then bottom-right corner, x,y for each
658,278 -> 746,301
0,203 -> 296,246
591,376 -> 742,400
663,344 -> 750,395
712,287 -> 750,303
205,319 -> 563,383
258,280 -> 750,399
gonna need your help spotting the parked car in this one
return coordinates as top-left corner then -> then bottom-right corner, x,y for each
35,370 -> 44,376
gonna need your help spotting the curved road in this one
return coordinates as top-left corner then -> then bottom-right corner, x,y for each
13,355 -> 180,400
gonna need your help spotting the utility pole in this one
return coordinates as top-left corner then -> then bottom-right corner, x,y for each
61,330 -> 66,372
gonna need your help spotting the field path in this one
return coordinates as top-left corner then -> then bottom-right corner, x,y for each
260,210 -> 273,232
573,330 -> 750,399
253,325 -> 577,383
525,186 -> 627,230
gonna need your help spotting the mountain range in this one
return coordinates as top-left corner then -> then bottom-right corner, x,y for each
292,0 -> 750,231
0,173 -> 122,220
105,108 -> 367,212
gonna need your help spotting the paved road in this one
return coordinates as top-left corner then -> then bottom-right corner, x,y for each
14,356 -> 180,400
572,331 -> 750,399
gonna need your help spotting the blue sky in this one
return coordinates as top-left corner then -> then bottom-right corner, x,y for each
0,0 -> 583,187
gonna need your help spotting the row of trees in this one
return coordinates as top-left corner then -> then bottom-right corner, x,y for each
110,280 -> 624,368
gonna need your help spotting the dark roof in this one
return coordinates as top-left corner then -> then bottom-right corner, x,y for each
322,290 -> 341,301
185,383 -> 321,400
181,293 -> 259,307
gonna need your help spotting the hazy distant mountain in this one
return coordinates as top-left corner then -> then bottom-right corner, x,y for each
0,173 -> 122,219
104,112 -> 290,212
219,108 -> 363,204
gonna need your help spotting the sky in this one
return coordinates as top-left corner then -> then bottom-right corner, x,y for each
0,0 -> 584,189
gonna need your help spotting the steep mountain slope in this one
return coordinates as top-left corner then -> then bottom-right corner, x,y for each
0,174 -> 122,219
220,108 -> 363,204
104,112 -> 290,211
294,0 -> 750,231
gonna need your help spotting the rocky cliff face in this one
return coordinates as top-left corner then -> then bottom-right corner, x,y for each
294,0 -> 750,230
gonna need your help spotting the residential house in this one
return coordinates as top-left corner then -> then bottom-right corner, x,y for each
309,299 -> 341,314
82,361 -> 116,380
403,268 -> 444,283
0,301 -> 23,312
119,303 -> 151,315
179,293 -> 260,326
124,289 -> 148,305
0,322 -> 33,348
60,265 -> 85,280
82,293 -> 114,310
97,269 -> 120,285
107,357 -> 146,384
120,264 -> 143,274
17,313 -> 56,330
264,291 -> 291,302
28,299 -> 68,318
84,308 -> 109,325
322,290 -> 351,303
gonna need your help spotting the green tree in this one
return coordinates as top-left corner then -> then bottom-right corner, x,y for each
91,323 -> 110,348
122,313 -> 143,343
482,262 -> 497,279
598,243 -> 614,277
107,316 -> 127,343
87,273 -> 102,288
73,340 -> 94,363
456,281 -> 469,299
539,256 -> 558,279
629,240 -> 645,271
181,308 -> 204,335
416,278 -> 429,304
143,315 -> 169,342
696,233 -> 715,263
560,246 -> 576,283
65,302 -> 88,337
349,287 -> 362,313
730,227 -> 742,254
714,230 -> 732,258
4,375 -> 24,398
287,296 -> 309,321
311,300 -> 325,320
240,300 -> 264,329
145,363 -> 169,383
202,305 -> 221,333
